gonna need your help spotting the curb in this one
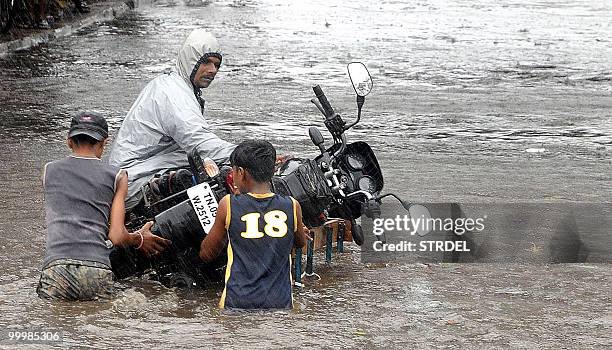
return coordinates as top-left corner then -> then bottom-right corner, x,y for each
0,1 -> 136,57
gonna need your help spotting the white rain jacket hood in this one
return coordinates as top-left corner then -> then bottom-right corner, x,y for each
109,30 -> 235,209
176,29 -> 222,91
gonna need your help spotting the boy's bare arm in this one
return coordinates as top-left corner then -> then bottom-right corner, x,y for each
108,172 -> 171,255
199,195 -> 229,262
293,200 -> 310,248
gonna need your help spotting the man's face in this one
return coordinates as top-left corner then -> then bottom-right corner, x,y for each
192,56 -> 221,88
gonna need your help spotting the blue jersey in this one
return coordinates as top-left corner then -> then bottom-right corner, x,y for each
220,193 -> 298,309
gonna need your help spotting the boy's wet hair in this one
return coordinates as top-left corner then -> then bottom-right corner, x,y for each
230,140 -> 276,183
70,134 -> 100,147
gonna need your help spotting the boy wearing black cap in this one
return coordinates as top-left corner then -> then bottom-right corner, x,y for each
37,112 -> 171,301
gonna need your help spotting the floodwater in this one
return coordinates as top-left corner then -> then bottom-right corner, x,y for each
0,0 -> 610,348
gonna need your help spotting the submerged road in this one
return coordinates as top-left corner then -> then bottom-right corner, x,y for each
0,0 -> 610,348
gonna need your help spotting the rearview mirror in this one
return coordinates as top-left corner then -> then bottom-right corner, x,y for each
347,62 -> 373,97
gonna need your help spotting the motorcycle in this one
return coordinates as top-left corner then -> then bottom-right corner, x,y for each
0,0 -> 14,34
110,62 -> 405,287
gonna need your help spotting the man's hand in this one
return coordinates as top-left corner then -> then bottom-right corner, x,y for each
136,221 -> 172,257
275,154 -> 293,172
276,154 -> 292,163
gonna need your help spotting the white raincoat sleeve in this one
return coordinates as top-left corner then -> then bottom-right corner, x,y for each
161,92 -> 236,165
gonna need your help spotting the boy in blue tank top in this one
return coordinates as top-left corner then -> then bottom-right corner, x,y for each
199,140 -> 309,309
37,112 -> 171,301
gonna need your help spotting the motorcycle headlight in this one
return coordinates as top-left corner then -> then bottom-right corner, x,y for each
357,175 -> 377,193
346,153 -> 365,171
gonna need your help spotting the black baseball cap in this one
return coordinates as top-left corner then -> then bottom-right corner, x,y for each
68,111 -> 109,141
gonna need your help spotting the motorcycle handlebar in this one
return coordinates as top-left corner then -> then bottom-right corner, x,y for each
312,85 -> 335,118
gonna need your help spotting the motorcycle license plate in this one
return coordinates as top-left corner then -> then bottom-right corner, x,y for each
187,183 -> 218,233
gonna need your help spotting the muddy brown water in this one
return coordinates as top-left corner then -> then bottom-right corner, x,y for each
0,0 -> 610,348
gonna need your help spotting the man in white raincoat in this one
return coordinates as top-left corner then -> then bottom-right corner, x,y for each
109,29 -> 236,209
